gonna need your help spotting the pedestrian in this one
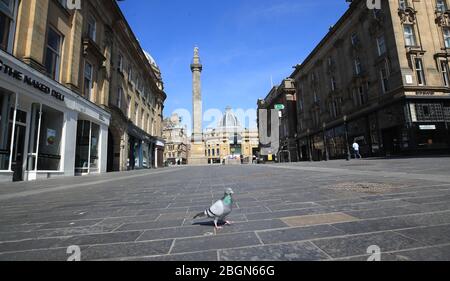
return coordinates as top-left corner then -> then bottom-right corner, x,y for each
352,141 -> 362,159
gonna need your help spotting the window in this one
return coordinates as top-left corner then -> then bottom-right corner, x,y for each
127,95 -> 132,118
415,58 -> 426,85
327,57 -> 333,68
404,25 -> 416,47
27,104 -> 63,171
128,66 -> 133,83
135,102 -> 139,123
75,120 -> 100,175
83,62 -> 93,100
86,15 -> 96,42
351,33 -> 359,47
354,58 -> 362,75
117,87 -> 123,109
437,0 -> 447,12
0,0 -> 16,52
147,114 -> 150,132
441,61 -> 450,86
313,91 -> 319,103
399,0 -> 407,10
353,86 -> 367,106
359,86 -> 366,105
141,109 -> 144,128
0,91 -> 14,170
118,54 -> 123,72
380,62 -> 390,93
377,35 -> 386,56
330,76 -> 336,91
444,28 -> 450,48
44,27 -> 63,81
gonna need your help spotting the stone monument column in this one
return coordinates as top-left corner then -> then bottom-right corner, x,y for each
188,47 -> 207,165
191,47 -> 203,142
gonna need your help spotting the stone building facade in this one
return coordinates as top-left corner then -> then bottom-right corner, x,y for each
290,0 -> 450,161
258,79 -> 298,162
162,113 -> 188,165
204,107 -> 259,164
0,0 -> 165,182
106,3 -> 166,172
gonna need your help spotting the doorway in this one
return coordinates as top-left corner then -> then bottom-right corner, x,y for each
11,110 -> 27,182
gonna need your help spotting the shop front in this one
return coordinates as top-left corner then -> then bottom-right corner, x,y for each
0,49 -> 110,182
406,100 -> 450,154
127,122 -> 154,170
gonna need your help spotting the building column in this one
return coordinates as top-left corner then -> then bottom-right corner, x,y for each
63,111 -> 78,177
99,124 -> 108,173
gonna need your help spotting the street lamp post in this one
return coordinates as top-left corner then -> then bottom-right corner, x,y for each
323,122 -> 329,161
344,115 -> 351,161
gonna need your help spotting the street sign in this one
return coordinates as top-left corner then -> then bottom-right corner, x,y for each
274,104 -> 285,110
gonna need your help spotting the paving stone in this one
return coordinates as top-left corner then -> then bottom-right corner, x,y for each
115,219 -> 184,231
383,245 -> 450,261
129,251 -> 218,261
312,231 -> 426,258
257,225 -> 345,244
0,246 -> 90,261
397,224 -> 450,245
246,207 -> 331,221
171,232 -> 261,254
82,240 -> 173,260
137,226 -> 213,241
0,237 -> 66,253
346,207 -> 420,219
331,217 -> 420,234
282,213 -> 359,227
54,231 -> 143,247
267,202 -> 319,211
37,219 -> 103,230
219,241 -> 329,261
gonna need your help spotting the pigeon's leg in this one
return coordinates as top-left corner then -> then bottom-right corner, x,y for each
214,218 -> 222,230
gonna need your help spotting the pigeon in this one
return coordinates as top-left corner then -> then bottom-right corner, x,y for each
193,188 -> 234,229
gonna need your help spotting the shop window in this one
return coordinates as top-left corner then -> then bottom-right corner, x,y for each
0,91 -> 14,170
44,27 -> 63,81
415,104 -> 444,122
27,104 -> 63,171
75,120 -> 100,175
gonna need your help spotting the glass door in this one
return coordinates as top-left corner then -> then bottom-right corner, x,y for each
11,109 -> 27,182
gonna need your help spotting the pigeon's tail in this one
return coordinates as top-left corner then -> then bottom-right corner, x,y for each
193,210 -> 207,219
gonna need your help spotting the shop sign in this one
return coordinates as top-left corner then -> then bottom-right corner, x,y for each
419,125 -> 436,130
0,59 -> 65,102
274,104 -> 285,110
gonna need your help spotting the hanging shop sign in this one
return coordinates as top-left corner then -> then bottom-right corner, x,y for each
0,59 -> 65,102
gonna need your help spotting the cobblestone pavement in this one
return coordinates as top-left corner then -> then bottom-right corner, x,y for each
1,157 -> 450,261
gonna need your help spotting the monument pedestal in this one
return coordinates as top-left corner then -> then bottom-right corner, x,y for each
188,141 -> 208,165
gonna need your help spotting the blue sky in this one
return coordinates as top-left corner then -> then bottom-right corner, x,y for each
118,0 -> 349,131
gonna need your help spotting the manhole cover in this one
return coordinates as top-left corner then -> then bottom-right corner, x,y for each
328,182 -> 398,194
